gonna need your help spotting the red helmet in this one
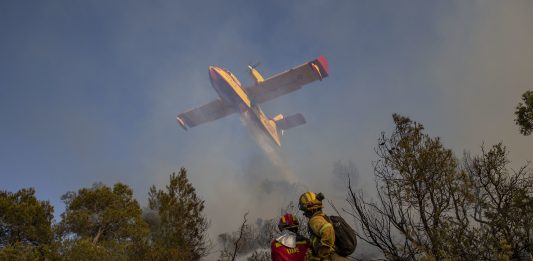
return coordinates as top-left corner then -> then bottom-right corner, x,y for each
278,213 -> 299,231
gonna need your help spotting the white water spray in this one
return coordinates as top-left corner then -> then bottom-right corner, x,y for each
240,111 -> 298,184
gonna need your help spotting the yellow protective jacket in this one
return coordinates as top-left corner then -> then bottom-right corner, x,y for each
307,211 -> 335,260
306,212 -> 350,261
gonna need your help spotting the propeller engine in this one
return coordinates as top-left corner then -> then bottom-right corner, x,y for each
248,62 -> 264,85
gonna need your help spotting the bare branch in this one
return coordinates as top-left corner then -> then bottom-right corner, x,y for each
231,212 -> 248,261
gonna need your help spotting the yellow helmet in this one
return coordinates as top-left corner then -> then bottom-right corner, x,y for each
298,192 -> 324,212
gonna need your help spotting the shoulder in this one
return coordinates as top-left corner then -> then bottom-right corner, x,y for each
309,213 -> 329,226
309,214 -> 326,230
309,213 -> 334,235
271,239 -> 282,249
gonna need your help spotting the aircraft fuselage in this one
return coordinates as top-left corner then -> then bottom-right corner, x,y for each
208,66 -> 281,145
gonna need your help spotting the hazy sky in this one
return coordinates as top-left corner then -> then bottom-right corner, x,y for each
1,0 -> 532,256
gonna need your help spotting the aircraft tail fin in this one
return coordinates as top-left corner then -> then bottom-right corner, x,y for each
273,113 -> 306,131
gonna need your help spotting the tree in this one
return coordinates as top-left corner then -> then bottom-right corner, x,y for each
463,143 -> 533,259
347,114 -> 533,260
0,188 -> 54,247
514,90 -> 533,136
57,183 -> 148,260
217,214 -> 274,261
218,203 -> 303,261
347,114 -> 475,260
147,168 -> 210,260
218,214 -> 265,261
0,188 -> 56,259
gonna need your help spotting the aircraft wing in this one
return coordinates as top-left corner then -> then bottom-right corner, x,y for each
176,99 -> 237,130
246,55 -> 329,105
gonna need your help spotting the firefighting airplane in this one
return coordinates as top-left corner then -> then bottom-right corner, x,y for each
176,56 -> 329,146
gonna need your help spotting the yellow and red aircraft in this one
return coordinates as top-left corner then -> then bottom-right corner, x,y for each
176,56 -> 329,146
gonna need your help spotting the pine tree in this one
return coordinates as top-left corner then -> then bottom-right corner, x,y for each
0,188 -> 57,259
57,183 -> 149,260
147,168 -> 209,260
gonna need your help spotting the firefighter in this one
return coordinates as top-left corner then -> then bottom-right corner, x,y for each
298,192 -> 349,261
271,213 -> 310,261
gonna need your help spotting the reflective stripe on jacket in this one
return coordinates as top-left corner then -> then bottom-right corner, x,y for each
271,236 -> 310,261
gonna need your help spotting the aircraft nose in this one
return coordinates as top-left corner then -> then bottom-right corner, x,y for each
208,66 -> 218,79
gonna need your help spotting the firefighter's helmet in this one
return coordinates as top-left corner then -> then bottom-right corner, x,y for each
278,213 -> 299,232
298,192 -> 324,212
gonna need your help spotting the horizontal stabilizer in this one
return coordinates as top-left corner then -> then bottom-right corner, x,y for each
274,113 -> 306,131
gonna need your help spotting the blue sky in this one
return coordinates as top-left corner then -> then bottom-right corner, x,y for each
1,1 -> 532,255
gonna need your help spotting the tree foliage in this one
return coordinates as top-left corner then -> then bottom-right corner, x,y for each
57,183 -> 148,260
0,242 -> 59,261
348,114 -> 469,259
0,188 -> 56,259
348,114 -> 533,260
0,188 -> 54,247
464,143 -> 533,259
147,168 -> 209,260
515,90 -> 533,136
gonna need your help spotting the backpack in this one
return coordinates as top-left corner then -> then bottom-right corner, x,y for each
326,215 -> 357,257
